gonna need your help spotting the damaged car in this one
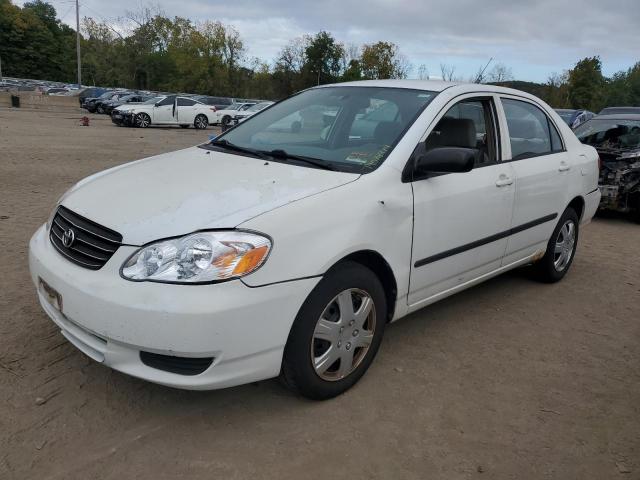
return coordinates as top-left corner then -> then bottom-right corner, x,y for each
574,114 -> 640,221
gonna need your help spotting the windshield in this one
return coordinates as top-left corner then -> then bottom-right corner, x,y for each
142,96 -> 162,104
211,86 -> 437,173
575,119 -> 640,151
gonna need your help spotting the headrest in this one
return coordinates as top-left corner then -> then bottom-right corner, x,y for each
374,121 -> 405,146
430,117 -> 477,148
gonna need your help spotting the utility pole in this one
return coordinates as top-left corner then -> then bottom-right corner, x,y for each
75,0 -> 81,87
0,54 -> 3,82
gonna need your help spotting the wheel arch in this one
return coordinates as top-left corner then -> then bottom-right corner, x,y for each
328,250 -> 398,323
567,195 -> 585,221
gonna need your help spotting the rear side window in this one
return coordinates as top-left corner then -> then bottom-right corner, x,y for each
177,98 -> 196,106
502,99 -> 564,160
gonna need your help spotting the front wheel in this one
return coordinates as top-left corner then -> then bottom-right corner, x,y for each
135,113 -> 151,128
194,114 -> 208,130
280,262 -> 387,400
97,105 -> 105,114
532,207 -> 579,283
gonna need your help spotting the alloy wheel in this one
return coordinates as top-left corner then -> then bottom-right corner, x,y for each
311,288 -> 376,381
136,114 -> 150,128
553,220 -> 576,271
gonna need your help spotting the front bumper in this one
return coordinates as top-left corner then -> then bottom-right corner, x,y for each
28,224 -> 319,390
111,112 -> 135,126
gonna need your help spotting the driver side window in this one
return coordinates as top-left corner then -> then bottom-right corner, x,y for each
424,98 -> 498,166
158,96 -> 175,106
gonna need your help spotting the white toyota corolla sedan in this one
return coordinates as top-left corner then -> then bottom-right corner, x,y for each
29,80 -> 600,399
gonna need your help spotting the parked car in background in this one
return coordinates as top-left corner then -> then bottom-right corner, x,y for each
83,90 -> 118,112
93,92 -> 134,114
77,87 -> 109,107
555,109 -> 595,129
111,97 -> 161,125
102,94 -> 152,115
598,107 -> 640,115
114,95 -> 215,128
233,101 -> 275,123
45,87 -> 70,95
574,114 -> 640,221
193,95 -> 233,111
214,103 -> 256,126
29,80 -> 600,400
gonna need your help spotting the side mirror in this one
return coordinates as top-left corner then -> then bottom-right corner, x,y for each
414,147 -> 476,175
155,102 -> 161,107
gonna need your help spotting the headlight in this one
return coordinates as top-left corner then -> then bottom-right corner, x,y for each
121,231 -> 271,283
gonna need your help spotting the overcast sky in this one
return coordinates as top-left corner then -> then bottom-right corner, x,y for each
20,0 -> 640,82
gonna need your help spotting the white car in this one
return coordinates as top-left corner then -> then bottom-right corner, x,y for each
29,80 -> 600,399
233,101 -> 275,123
213,103 -> 256,126
113,95 -> 215,129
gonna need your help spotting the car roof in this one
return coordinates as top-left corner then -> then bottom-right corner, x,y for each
314,79 -> 550,101
592,113 -> 640,121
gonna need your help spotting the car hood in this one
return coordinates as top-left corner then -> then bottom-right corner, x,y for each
58,146 -> 359,245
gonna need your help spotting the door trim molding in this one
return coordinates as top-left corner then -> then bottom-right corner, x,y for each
414,213 -> 558,268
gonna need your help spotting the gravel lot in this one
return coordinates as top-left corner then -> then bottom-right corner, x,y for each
1,108 -> 639,480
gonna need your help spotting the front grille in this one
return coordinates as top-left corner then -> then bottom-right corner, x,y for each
49,206 -> 122,270
140,351 -> 214,376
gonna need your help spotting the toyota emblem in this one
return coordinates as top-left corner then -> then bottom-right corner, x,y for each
62,228 -> 75,248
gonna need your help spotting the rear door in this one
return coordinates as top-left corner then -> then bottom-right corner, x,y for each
408,94 -> 516,307
153,95 -> 177,124
176,97 -> 198,123
497,97 -> 570,265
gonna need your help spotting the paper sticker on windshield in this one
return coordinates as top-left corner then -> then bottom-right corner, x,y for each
345,151 -> 371,163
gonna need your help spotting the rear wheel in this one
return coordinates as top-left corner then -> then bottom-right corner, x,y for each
194,114 -> 208,130
221,115 -> 231,127
97,105 -> 105,114
532,207 -> 579,283
135,113 -> 151,128
280,261 -> 387,400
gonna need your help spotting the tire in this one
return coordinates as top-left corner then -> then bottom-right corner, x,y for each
194,115 -> 208,130
135,113 -> 151,128
532,207 -> 579,283
97,105 -> 104,114
221,115 -> 231,127
280,261 -> 387,400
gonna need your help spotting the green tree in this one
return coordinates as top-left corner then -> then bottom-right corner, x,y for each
567,56 -> 605,111
360,41 -> 409,79
303,31 -> 344,86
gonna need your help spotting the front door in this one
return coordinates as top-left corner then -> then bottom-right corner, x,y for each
153,95 -> 177,124
408,95 -> 516,307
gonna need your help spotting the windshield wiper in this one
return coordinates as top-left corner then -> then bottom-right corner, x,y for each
209,139 -> 270,159
259,149 -> 338,171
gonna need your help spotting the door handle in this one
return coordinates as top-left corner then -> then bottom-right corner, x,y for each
495,175 -> 514,187
559,162 -> 571,172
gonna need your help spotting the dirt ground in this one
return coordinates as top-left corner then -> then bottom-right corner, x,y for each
1,108 -> 639,480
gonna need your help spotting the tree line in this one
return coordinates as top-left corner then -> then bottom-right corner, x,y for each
1,0 -> 639,110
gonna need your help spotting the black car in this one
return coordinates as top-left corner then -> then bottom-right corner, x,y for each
92,92 -> 135,114
83,90 -> 119,111
193,95 -> 233,111
574,114 -> 640,221
78,87 -> 109,107
101,93 -> 150,115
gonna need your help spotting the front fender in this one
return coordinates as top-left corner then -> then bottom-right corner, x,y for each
238,167 -> 413,304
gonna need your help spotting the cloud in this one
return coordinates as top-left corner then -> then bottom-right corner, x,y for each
20,0 -> 640,81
